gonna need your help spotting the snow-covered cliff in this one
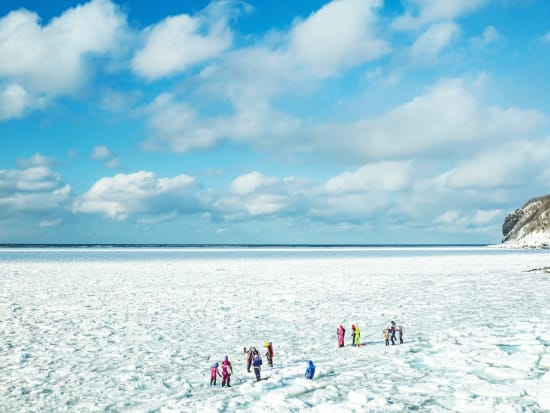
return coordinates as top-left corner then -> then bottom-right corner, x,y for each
501,194 -> 550,248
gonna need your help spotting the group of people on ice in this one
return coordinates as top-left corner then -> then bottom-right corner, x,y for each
337,321 -> 404,347
210,356 -> 233,387
210,340 -> 316,386
243,342 -> 274,381
383,321 -> 403,346
210,321 -> 404,387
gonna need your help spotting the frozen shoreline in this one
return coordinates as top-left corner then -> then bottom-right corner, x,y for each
1,249 -> 549,411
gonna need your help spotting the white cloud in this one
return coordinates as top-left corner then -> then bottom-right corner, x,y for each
411,22 -> 459,58
325,161 -> 412,194
542,31 -> 550,43
143,92 -> 307,153
0,0 -> 127,94
17,153 -> 55,168
39,218 -> 63,228
140,0 -> 393,153
433,208 -> 503,234
90,145 -> 119,168
321,78 -> 546,161
72,171 -> 200,220
143,93 -> 225,151
393,0 -> 489,30
91,145 -> 112,160
288,0 -> 389,78
0,165 -> 70,216
131,1 -> 245,80
230,171 -> 279,195
0,82 -> 34,120
475,25 -> 499,46
435,139 -> 550,190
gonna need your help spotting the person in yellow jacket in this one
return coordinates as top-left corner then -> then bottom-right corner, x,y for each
352,324 -> 361,346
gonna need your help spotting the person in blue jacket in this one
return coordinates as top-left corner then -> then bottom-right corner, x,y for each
252,352 -> 263,381
305,360 -> 315,380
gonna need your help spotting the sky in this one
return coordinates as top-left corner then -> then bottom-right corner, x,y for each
1,0 -> 550,244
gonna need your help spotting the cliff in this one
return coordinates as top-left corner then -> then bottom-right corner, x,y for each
501,194 -> 550,248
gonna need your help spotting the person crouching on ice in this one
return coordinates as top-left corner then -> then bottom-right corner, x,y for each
252,353 -> 263,381
210,362 -> 221,385
337,325 -> 346,347
221,356 -> 233,387
305,360 -> 315,380
264,341 -> 274,367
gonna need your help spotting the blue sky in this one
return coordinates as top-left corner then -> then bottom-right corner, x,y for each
1,0 -> 550,244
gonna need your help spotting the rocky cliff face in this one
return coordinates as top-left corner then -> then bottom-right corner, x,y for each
502,194 -> 550,248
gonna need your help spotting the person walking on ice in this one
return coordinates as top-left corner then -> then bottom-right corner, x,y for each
305,360 -> 316,380
398,324 -> 404,344
221,356 -> 233,387
337,325 -> 345,347
390,321 -> 397,345
210,362 -> 221,385
252,353 -> 263,381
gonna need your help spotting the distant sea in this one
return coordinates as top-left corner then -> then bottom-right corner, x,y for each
1,243 -> 542,263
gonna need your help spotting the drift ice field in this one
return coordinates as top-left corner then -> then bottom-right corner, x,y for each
1,247 -> 549,412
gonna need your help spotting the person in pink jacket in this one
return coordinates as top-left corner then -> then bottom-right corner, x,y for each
337,325 -> 346,347
210,362 -> 221,385
221,356 -> 233,387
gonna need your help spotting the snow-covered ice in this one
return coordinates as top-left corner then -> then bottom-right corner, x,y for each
1,247 -> 549,412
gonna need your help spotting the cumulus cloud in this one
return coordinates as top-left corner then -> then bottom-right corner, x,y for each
143,92 -> 307,153
433,208 -> 503,233
0,0 -> 127,121
143,93 -> 224,152
230,171 -> 279,195
72,171 -> 201,220
411,22 -> 459,58
0,164 -> 70,216
435,138 -> 550,190
140,0 -> 392,152
0,82 -> 35,120
131,1 -> 246,80
215,173 -> 311,219
325,161 -> 412,194
393,0 -> 489,30
90,145 -> 119,168
288,0 -> 389,78
17,153 -> 56,168
320,78 -> 546,161
0,0 -> 126,94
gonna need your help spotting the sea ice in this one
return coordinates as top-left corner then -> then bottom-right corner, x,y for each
0,247 -> 549,412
